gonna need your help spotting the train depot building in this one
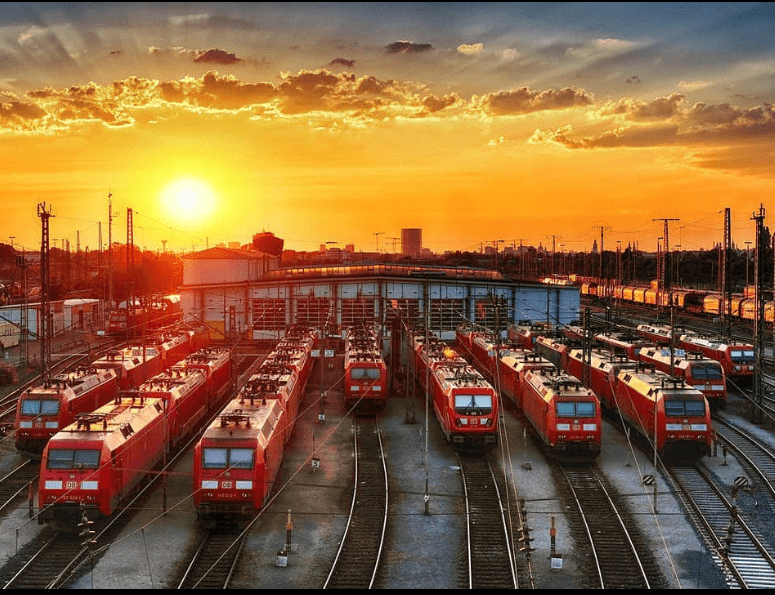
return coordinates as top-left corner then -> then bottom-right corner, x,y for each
179,247 -> 580,342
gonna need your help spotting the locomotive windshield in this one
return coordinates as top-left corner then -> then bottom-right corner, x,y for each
46,449 -> 100,469
690,363 -> 723,380
350,367 -> 381,380
21,398 -> 61,416
730,349 -> 754,363
203,447 -> 254,469
664,399 -> 706,417
454,394 -> 493,415
556,401 -> 596,418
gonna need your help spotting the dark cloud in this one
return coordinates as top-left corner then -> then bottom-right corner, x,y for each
385,41 -> 434,54
194,49 -> 242,65
626,75 -> 641,85
479,87 -> 594,116
328,58 -> 356,68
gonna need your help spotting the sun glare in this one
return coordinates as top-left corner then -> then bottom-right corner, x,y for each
161,177 -> 218,224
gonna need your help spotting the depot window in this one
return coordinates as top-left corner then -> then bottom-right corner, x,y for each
351,367 -> 381,380
47,449 -> 100,469
556,402 -> 596,418
454,394 -> 493,415
203,447 -> 255,470
665,399 -> 706,417
21,398 -> 61,416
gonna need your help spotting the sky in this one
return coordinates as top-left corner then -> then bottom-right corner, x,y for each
0,2 -> 773,255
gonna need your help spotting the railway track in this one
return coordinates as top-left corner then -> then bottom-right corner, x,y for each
324,417 -> 388,589
667,462 -> 775,588
559,464 -> 658,589
177,531 -> 246,589
458,454 -> 518,589
0,459 -> 37,522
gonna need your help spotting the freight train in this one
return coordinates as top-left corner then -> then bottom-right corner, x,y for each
14,325 -> 210,459
411,327 -> 498,452
580,280 -> 775,325
193,325 -> 315,530
38,346 -> 232,531
343,324 -> 387,414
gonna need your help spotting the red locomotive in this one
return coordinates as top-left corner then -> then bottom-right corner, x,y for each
566,347 -> 639,411
636,346 -> 727,408
497,348 -> 554,408
507,320 -> 552,350
521,367 -> 602,460
16,326 -> 209,460
38,394 -> 168,531
38,348 -> 232,532
14,367 -> 118,459
677,333 -> 754,380
636,323 -> 673,345
595,330 -> 650,361
534,336 -> 576,372
455,324 -> 508,382
412,329 -> 498,452
91,343 -> 165,390
613,366 -> 712,459
344,324 -> 387,413
193,326 -> 315,529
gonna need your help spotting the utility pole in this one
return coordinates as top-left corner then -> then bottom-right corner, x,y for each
751,205 -> 765,424
653,218 -> 679,294
108,191 -> 117,309
127,208 -> 134,337
37,202 -> 53,384
721,208 -> 731,338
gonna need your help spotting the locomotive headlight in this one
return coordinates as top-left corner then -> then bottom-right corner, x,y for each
45,422 -> 58,429
372,386 -> 381,391
351,385 -> 359,390
202,480 -> 218,490
557,423 -> 570,431
236,481 -> 253,489
666,424 -> 682,431
19,421 -> 32,428
583,424 -> 597,431
691,424 -> 707,431
44,480 -> 63,490
81,481 -> 98,490
459,418 -> 468,425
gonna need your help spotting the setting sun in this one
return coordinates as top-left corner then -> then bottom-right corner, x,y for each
160,178 -> 218,225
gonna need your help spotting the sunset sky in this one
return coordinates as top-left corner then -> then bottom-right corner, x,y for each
1,2 -> 773,255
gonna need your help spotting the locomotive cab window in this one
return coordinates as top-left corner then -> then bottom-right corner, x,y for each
203,447 -> 254,469
47,449 -> 100,469
21,398 -> 61,416
692,363 -> 723,380
454,394 -> 492,415
351,367 -> 381,380
665,399 -> 706,417
556,402 -> 596,417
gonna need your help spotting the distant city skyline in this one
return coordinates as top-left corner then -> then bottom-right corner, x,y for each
0,3 -> 773,255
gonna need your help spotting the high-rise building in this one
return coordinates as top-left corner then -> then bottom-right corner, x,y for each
401,228 -> 422,257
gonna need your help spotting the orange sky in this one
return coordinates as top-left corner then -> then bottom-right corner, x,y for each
1,3 -> 773,255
